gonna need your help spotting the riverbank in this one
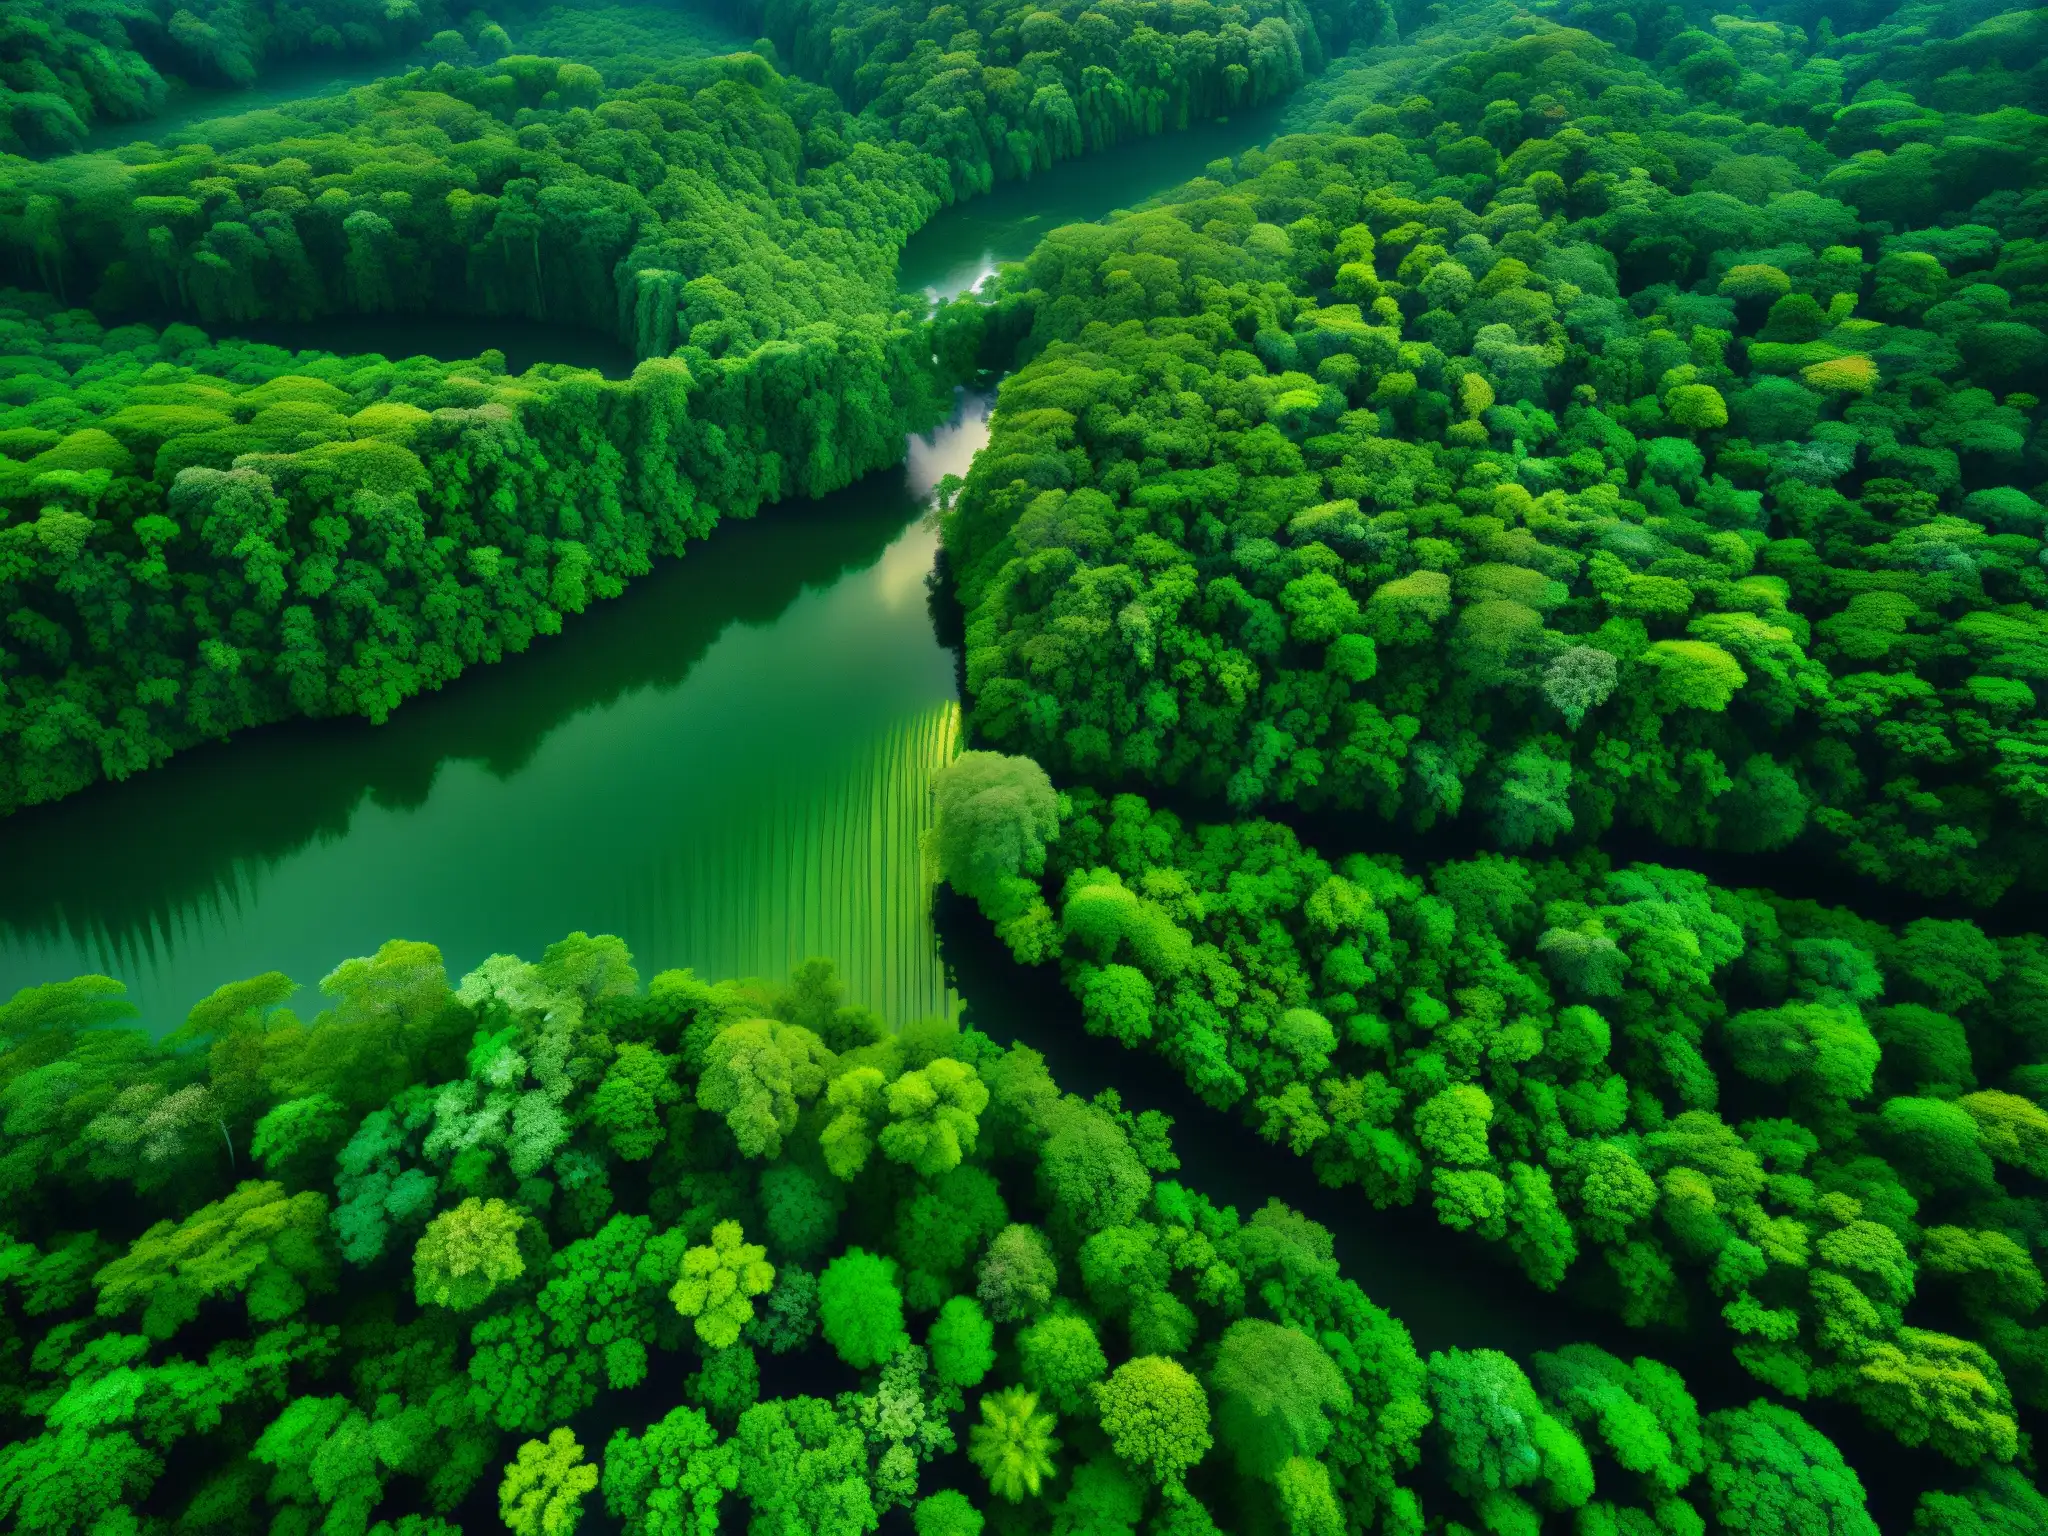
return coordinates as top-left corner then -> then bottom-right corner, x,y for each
0,48 -> 1325,1019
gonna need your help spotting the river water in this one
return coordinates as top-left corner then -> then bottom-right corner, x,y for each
3,54 -> 1957,1531
79,1 -> 749,153
0,412 -> 971,1025
896,98 -> 1289,299
0,106 -> 1285,1029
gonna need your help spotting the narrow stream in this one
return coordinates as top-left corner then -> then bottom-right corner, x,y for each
896,98 -> 1291,300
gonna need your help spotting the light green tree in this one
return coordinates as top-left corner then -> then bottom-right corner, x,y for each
820,1067 -> 887,1181
500,1428 -> 599,1536
819,1248 -> 909,1369
94,1180 -> 333,1339
1644,640 -> 1747,712
1960,1092 -> 2048,1179
880,1059 -> 991,1178
697,1019 -> 831,1159
915,1489 -> 985,1536
1415,1085 -> 1494,1166
1667,384 -> 1729,430
969,1387 -> 1060,1501
1212,1319 -> 1353,1478
928,1295 -> 997,1387
1095,1356 -> 1212,1489
413,1196 -> 525,1312
930,751 -> 1059,904
600,1406 -> 736,1536
670,1222 -> 775,1350
588,1044 -> 680,1162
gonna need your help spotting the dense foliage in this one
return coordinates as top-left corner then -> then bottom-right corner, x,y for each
0,51 -> 936,343
0,940 -> 1881,1536
1283,0 -> 2048,140
942,12 -> 2048,900
7,3 -> 2048,1534
507,1 -> 746,87
0,47 -> 961,813
931,5 -> 2048,1528
2,0 -> 478,155
0,284 -> 946,813
937,754 -> 2048,1477
740,0 -> 1388,203
0,0 -> 1395,814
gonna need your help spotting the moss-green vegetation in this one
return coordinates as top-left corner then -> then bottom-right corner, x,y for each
508,2 -> 747,86
0,48 -> 951,812
938,765 -> 2048,1471
740,0 -> 1385,203
0,0 -> 1382,815
930,2 -> 2048,1529
941,14 -> 2048,899
6,2 -> 2048,1532
1,0 -> 485,155
2,51 -> 934,337
0,942 -> 1874,1536
0,286 -> 942,812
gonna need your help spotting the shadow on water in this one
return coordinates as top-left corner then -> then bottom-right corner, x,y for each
933,888 -> 1966,1533
0,485 -> 903,946
0,374 -> 988,1033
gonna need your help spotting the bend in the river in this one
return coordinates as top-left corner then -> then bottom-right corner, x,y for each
1,51 -> 1959,1529
0,103 -> 1294,1031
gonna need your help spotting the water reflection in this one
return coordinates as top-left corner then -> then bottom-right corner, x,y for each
898,100 -> 1291,300
0,396 -> 990,1027
8,77 -> 1309,1029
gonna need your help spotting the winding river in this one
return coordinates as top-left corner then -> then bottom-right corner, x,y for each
3,48 -> 1972,1526
0,105 -> 1287,1031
